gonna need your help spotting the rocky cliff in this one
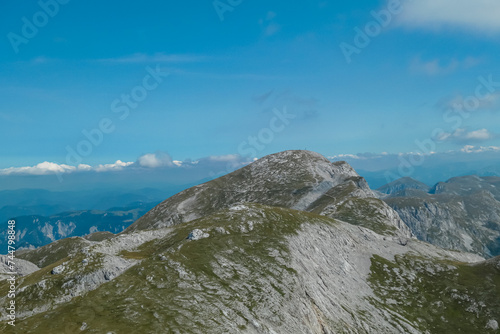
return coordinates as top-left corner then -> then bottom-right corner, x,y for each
382,175 -> 500,258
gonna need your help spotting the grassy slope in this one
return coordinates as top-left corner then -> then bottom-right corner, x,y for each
2,202 -> 498,333
369,253 -> 500,333
16,237 -> 90,268
0,204 -> 336,333
331,198 -> 398,236
307,179 -> 399,236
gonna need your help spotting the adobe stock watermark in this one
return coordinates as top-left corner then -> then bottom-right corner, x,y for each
5,220 -> 17,327
384,75 -> 500,183
208,106 -> 295,180
339,0 -> 412,64
7,0 -> 71,54
213,0 -> 243,21
56,65 -> 169,182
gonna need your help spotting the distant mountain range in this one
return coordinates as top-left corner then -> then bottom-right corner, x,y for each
379,175 -> 500,258
1,150 -> 498,333
377,176 -> 431,195
0,187 -> 180,223
0,202 -> 159,252
0,187 -> 178,252
354,162 -> 500,189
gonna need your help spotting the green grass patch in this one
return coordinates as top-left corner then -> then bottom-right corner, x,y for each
368,253 -> 500,333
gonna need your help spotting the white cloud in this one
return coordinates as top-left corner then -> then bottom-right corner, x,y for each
460,145 -> 500,153
465,129 -> 494,140
0,151 -> 221,176
0,152 -> 249,178
94,160 -> 134,172
0,162 -> 91,176
137,152 -> 174,168
0,160 -> 134,176
435,128 -> 495,143
77,164 -> 93,171
328,147 -> 500,176
396,0 -> 500,33
328,154 -> 364,160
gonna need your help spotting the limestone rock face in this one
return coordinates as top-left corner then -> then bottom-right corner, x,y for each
382,175 -> 500,258
51,264 -> 65,275
0,255 -> 39,280
187,229 -> 209,241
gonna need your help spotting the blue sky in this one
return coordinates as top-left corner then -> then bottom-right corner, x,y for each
1,0 -> 500,179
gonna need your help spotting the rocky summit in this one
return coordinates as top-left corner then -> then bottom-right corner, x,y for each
0,150 -> 498,333
127,150 -> 412,239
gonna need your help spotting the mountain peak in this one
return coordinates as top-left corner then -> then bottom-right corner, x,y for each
126,150 -> 374,232
430,175 -> 500,200
124,150 -> 413,239
377,176 -> 430,195
260,149 -> 330,161
244,150 -> 352,177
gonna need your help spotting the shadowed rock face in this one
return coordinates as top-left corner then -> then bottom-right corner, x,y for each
377,177 -> 431,195
382,175 -> 500,258
0,255 -> 39,280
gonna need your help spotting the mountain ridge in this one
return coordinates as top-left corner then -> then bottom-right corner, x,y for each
126,150 -> 412,238
381,175 -> 500,258
1,150 -> 498,333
